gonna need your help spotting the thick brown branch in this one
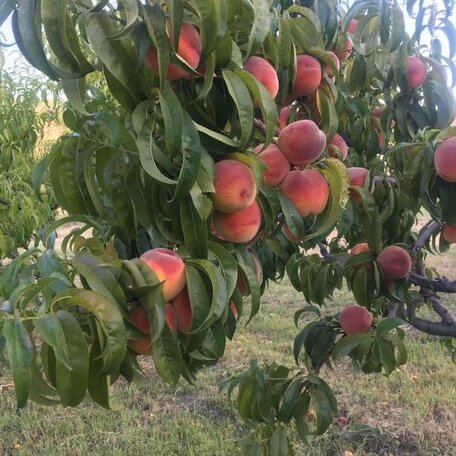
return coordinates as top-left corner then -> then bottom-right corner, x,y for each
409,272 -> 456,293
408,317 -> 456,337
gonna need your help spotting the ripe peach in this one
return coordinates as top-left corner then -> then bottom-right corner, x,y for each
442,224 -> 456,244
292,54 -> 322,97
212,200 -> 262,243
350,242 -> 370,256
128,337 -> 153,356
254,143 -> 291,187
128,303 -> 178,354
130,305 -> 150,334
145,22 -> 201,80
129,303 -> 177,335
328,133 -> 348,160
434,137 -> 456,182
334,35 -> 353,61
165,302 -> 178,334
170,287 -> 192,334
140,248 -> 186,301
236,253 -> 263,297
407,56 -> 427,89
347,167 -> 369,203
325,51 -> 340,83
278,105 -> 292,131
281,169 -> 330,217
377,245 -> 412,280
244,56 -> 279,99
347,19 -> 358,34
213,160 -> 257,213
339,304 -> 373,334
278,120 -> 326,166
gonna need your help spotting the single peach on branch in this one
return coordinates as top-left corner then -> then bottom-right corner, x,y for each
213,159 -> 257,213
434,136 -> 456,182
140,248 -> 186,301
212,200 -> 262,243
377,245 -> 412,280
339,304 -> 373,334
243,56 -> 279,99
278,120 -> 326,166
281,169 -> 330,217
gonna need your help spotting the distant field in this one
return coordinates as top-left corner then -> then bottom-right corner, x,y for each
1,245 -> 455,456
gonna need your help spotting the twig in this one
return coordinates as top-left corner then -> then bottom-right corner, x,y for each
317,242 -> 335,260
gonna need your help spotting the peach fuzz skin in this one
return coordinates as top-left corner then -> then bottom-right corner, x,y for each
434,137 -> 456,183
281,169 -> 330,217
278,120 -> 326,166
145,22 -> 201,80
278,106 -> 292,131
377,246 -> 412,280
442,224 -> 456,244
347,167 -> 369,203
292,54 -> 322,97
128,303 -> 178,355
350,242 -> 370,256
328,133 -> 348,160
244,56 -> 279,99
325,51 -> 340,83
212,200 -> 262,244
170,287 -> 192,334
140,248 -> 186,302
407,56 -> 427,89
339,304 -> 373,334
254,143 -> 291,187
213,160 -> 257,213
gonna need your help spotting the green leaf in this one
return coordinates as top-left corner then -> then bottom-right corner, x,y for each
246,0 -> 271,57
180,195 -> 208,258
235,247 -> 261,323
234,67 -> 278,146
108,0 -> 139,39
159,87 -> 183,158
13,2 -> 58,80
53,310 -> 89,407
52,289 -> 126,375
34,314 -> 73,370
153,325 -> 183,386
88,334 -> 111,409
332,334 -> 365,359
222,69 -> 254,148
190,0 -> 227,55
376,317 -> 405,337
2,319 -> 33,408
269,427 -> 290,456
87,11 -> 142,102
310,388 -> 333,435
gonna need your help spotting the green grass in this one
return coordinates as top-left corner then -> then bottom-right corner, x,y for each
1,251 -> 456,456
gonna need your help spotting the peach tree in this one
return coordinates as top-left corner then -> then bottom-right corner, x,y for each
1,0 -> 456,453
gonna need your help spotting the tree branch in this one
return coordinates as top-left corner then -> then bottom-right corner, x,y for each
411,220 -> 441,255
408,317 -> 456,337
408,272 -> 456,293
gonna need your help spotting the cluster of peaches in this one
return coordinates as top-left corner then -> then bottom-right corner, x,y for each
127,17 -> 456,349
127,247 -> 261,355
